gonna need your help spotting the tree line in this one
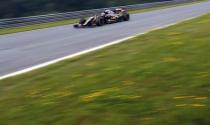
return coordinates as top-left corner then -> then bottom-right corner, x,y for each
0,0 -> 167,19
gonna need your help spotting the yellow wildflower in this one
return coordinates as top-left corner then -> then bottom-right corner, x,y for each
190,104 -> 206,107
113,95 -> 142,100
174,96 -> 196,99
80,87 -> 121,102
27,88 -> 51,98
81,91 -> 104,102
162,57 -> 179,62
175,104 -> 206,107
194,97 -> 208,100
41,101 -> 56,105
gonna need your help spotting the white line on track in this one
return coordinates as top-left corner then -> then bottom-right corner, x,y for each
0,14 -> 207,80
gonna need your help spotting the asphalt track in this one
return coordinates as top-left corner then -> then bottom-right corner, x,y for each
0,1 -> 210,78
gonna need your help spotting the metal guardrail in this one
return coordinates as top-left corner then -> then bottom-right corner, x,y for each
0,0 -> 196,29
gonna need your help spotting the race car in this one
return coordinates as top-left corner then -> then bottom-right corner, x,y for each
73,8 -> 130,28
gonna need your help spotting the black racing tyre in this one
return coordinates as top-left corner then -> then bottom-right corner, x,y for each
96,17 -> 105,26
123,14 -> 130,21
74,24 -> 79,28
117,16 -> 124,22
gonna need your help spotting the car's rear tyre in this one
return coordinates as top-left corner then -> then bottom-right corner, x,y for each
123,14 -> 130,21
96,17 -> 105,26
74,24 -> 79,28
117,16 -> 124,22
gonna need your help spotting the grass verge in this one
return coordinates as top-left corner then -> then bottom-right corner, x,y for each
0,0 -> 208,35
0,12 -> 210,125
0,19 -> 79,35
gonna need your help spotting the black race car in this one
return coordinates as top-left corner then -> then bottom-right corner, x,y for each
74,8 -> 130,28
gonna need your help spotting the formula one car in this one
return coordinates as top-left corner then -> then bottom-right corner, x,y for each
74,8 -> 130,28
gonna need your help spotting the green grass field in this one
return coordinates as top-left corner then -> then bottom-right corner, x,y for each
0,0 -> 207,35
0,12 -> 210,125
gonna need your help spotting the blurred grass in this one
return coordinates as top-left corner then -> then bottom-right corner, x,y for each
0,19 -> 79,35
0,0 -> 208,35
0,12 -> 210,125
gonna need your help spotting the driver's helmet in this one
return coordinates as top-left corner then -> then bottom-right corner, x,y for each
114,8 -> 122,14
104,9 -> 109,14
101,12 -> 106,16
104,9 -> 113,14
115,8 -> 122,11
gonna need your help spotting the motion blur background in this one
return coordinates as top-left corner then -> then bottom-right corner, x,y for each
0,0 -> 167,19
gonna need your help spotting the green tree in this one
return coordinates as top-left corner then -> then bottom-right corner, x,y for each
0,0 -> 167,19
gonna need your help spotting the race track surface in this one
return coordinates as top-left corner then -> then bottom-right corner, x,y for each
1,1 -> 210,77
